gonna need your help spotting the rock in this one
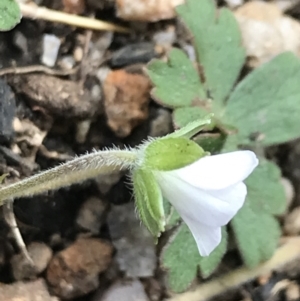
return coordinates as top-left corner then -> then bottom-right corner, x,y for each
41,34 -> 61,67
63,0 -> 85,14
103,69 -> 151,137
14,74 -> 101,119
11,242 -> 53,280
94,280 -> 149,301
0,278 -> 59,301
284,207 -> 300,235
110,42 -> 156,68
235,1 -> 300,67
46,237 -> 113,299
75,119 -> 92,144
274,0 -> 299,12
13,31 -> 28,56
116,0 -> 184,22
76,197 -> 107,234
95,170 -> 124,194
149,108 -> 173,137
107,203 -> 156,278
280,177 -> 295,211
13,118 -> 48,148
0,79 -> 16,144
225,0 -> 243,8
152,26 -> 176,51
59,55 -> 76,70
143,278 -> 162,301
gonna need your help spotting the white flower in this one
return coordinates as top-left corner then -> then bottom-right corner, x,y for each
154,150 -> 259,256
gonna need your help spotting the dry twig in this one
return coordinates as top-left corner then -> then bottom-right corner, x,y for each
18,2 -> 130,33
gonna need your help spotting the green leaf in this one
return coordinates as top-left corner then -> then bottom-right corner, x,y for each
232,203 -> 281,268
225,52 -> 300,146
146,48 -> 207,108
0,0 -> 21,31
176,0 -> 245,104
245,159 -> 286,215
132,169 -> 165,237
173,107 -> 212,128
162,225 -> 227,293
143,137 -> 206,171
231,159 -> 286,267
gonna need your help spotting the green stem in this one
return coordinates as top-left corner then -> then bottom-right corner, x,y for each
0,149 -> 137,205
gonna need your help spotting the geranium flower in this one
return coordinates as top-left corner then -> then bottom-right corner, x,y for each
153,150 -> 258,256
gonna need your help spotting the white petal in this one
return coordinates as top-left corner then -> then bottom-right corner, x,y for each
156,172 -> 246,227
166,150 -> 258,190
209,182 -> 247,207
183,216 -> 221,256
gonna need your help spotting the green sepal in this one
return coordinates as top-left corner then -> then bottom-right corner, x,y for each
170,114 -> 214,139
132,169 -> 165,238
143,137 -> 207,171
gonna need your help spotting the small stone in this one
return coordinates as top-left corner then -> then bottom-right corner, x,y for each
13,118 -> 48,148
13,31 -> 28,55
152,26 -> 176,50
76,197 -> 107,234
90,32 -> 113,64
73,46 -> 84,62
46,237 -> 113,299
274,0 -> 299,12
0,279 -> 59,301
224,0 -> 243,8
235,1 -> 300,67
15,74 -> 101,118
116,0 -> 184,22
41,34 -> 61,67
182,44 -> 197,62
143,278 -> 162,301
284,207 -> 300,235
63,0 -> 85,14
280,177 -> 295,211
110,42 -> 156,68
11,242 -> 53,280
95,171 -> 123,194
96,66 -> 111,83
75,119 -> 92,143
59,55 -> 76,70
0,79 -> 16,144
107,203 -> 156,278
94,280 -> 149,301
149,108 -> 173,137
103,69 -> 151,137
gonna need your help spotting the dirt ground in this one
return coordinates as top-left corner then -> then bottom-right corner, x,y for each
1,0 -> 300,301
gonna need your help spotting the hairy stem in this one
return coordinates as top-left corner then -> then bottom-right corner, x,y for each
0,149 -> 137,205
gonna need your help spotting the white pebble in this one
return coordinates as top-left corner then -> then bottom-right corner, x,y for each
41,34 -> 61,67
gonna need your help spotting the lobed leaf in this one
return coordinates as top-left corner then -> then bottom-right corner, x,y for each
176,0 -> 245,104
146,48 -> 207,108
0,0 -> 21,31
231,159 -> 286,267
225,52 -> 300,146
161,224 -> 227,293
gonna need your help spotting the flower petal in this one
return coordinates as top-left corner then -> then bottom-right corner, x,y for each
156,172 -> 246,227
166,150 -> 258,190
209,182 -> 247,207
183,216 -> 222,256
